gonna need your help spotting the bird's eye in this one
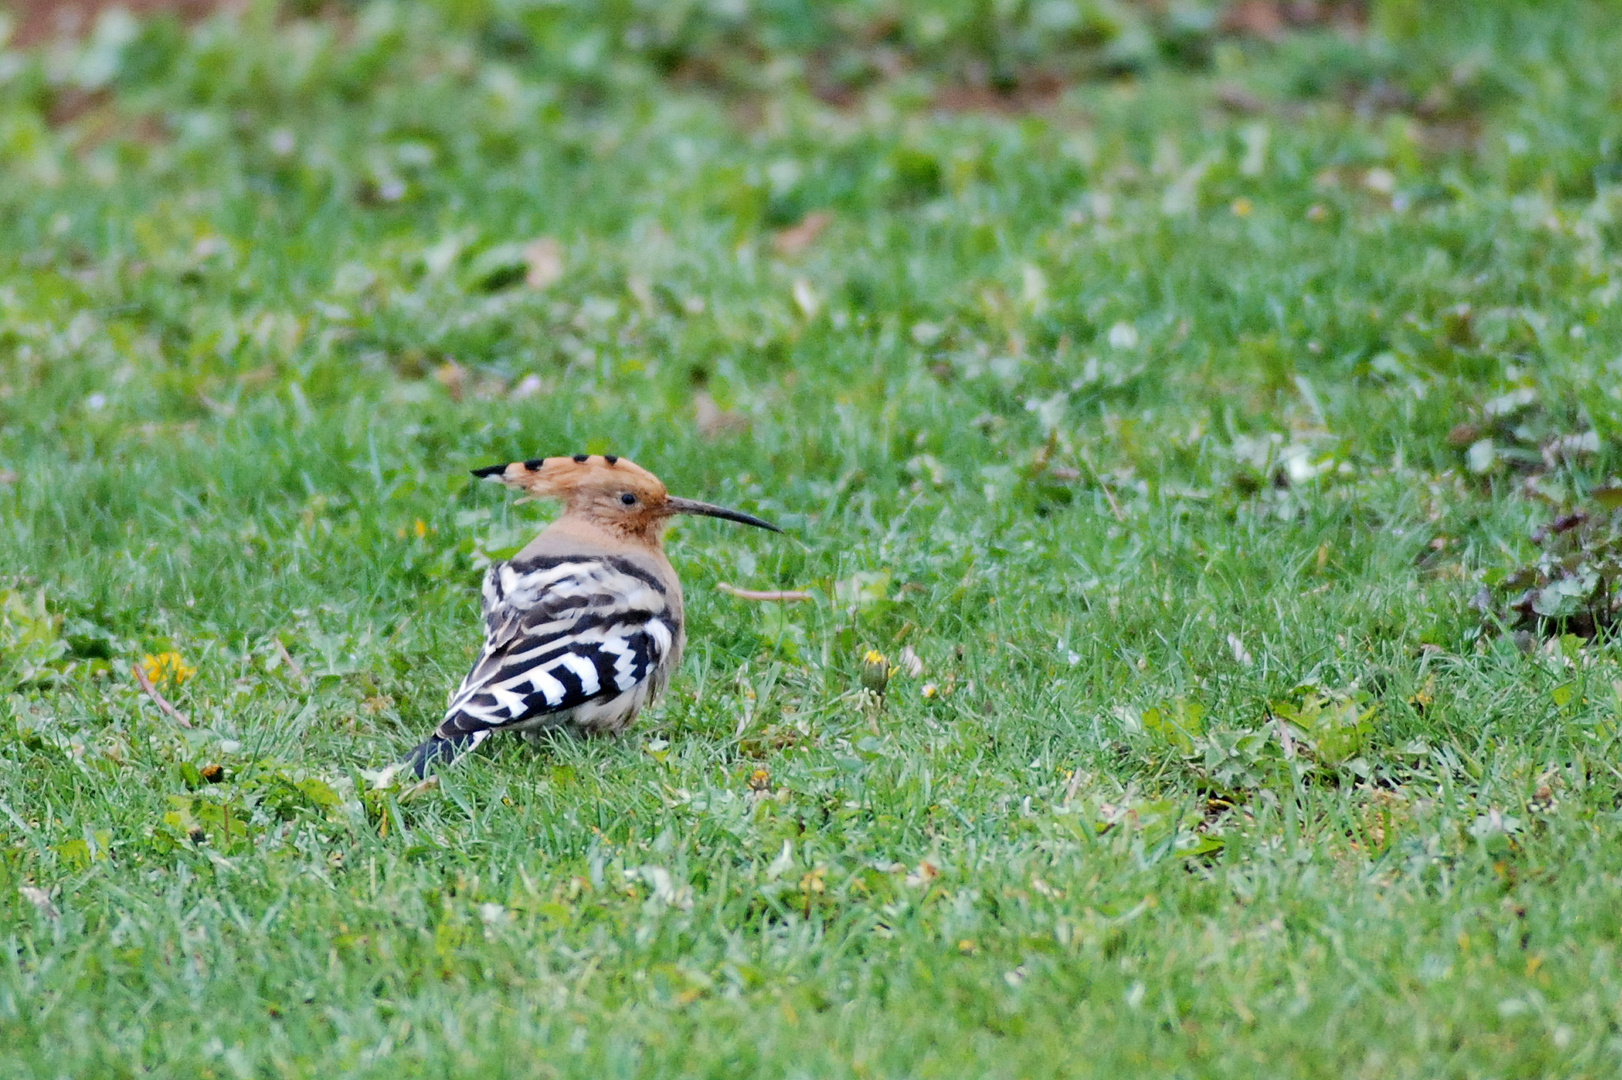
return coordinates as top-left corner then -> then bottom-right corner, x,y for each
620,492 -> 638,505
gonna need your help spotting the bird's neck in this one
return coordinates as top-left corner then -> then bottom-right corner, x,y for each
541,513 -> 667,555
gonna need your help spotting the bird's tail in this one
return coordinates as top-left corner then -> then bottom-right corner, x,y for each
404,730 -> 489,778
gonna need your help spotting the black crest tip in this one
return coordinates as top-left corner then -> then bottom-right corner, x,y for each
471,464 -> 508,479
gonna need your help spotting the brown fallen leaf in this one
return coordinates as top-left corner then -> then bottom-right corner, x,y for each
431,362 -> 505,402
434,360 -> 466,402
904,861 -> 940,887
524,237 -> 565,290
1446,422 -> 1480,448
1271,708 -> 1296,759
1215,84 -> 1266,114
772,212 -> 831,258
275,638 -> 308,688
695,391 -> 749,439
717,582 -> 812,603
1222,0 -> 1285,38
19,886 -> 58,919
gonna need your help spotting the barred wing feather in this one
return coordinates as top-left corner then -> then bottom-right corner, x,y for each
436,555 -> 679,740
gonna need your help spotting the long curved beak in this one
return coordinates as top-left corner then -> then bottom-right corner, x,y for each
665,496 -> 781,532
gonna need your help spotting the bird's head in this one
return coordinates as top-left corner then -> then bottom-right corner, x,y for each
472,454 -> 780,543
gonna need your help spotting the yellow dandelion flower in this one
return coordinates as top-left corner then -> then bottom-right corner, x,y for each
413,518 -> 428,538
141,652 -> 196,686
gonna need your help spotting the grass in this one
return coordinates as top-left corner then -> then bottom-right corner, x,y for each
3,0 -> 1622,1075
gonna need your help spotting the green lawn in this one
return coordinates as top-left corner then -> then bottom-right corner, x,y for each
3,1 -> 1622,1075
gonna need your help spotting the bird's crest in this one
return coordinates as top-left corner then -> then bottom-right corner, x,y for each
472,454 -> 667,503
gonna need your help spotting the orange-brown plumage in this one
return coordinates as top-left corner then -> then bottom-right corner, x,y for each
474,454 -> 674,547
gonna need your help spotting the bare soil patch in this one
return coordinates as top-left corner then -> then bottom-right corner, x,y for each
7,0 -> 230,47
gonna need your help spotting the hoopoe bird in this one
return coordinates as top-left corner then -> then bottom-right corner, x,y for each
405,454 -> 779,776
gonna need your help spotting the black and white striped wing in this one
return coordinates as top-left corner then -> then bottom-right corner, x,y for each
436,555 -> 678,740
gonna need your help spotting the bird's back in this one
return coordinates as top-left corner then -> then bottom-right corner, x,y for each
406,523 -> 685,774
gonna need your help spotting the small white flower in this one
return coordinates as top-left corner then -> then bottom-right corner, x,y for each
1107,322 -> 1139,350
